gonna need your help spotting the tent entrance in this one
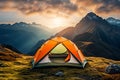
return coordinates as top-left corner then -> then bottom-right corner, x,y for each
49,43 -> 68,63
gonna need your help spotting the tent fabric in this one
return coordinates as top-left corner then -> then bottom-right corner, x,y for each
39,55 -> 51,63
50,43 -> 67,54
33,36 -> 87,68
62,41 -> 82,62
34,40 -> 58,63
65,52 -> 71,62
67,53 -> 79,63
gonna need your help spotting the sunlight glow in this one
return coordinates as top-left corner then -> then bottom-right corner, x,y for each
51,17 -> 65,28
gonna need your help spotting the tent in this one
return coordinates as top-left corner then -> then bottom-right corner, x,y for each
32,36 -> 87,68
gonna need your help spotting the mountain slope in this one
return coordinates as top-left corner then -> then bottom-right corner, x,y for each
55,27 -> 75,39
28,39 -> 45,55
56,12 -> 120,60
0,45 -> 22,61
0,22 -> 52,53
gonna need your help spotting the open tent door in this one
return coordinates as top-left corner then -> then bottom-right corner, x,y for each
49,43 -> 68,63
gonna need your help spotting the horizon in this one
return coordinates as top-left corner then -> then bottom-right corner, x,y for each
0,12 -> 119,29
0,0 -> 120,28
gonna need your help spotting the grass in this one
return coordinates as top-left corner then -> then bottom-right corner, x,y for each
0,55 -> 120,80
0,46 -> 22,61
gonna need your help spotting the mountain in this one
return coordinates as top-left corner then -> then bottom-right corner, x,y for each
56,12 -> 109,40
51,26 -> 68,34
106,17 -> 120,26
56,12 -> 120,60
55,27 -> 75,39
28,39 -> 45,55
0,22 -> 52,53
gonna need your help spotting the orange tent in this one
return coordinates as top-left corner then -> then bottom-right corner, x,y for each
32,36 -> 87,68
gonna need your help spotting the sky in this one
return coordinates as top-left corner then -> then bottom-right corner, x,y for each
0,0 -> 120,28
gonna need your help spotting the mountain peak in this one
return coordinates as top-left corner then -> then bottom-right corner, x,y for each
87,12 -> 97,17
85,12 -> 102,20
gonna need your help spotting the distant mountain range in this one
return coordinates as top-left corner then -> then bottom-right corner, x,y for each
56,12 -> 120,60
106,17 -> 120,26
0,22 -> 52,53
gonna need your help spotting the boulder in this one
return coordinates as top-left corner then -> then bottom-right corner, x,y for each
105,64 -> 120,74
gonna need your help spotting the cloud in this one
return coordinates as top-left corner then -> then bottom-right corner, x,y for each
95,0 -> 120,13
70,0 -> 120,17
0,0 -> 78,17
0,0 -> 120,18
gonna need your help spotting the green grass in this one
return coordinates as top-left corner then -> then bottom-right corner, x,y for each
1,46 -> 120,80
1,56 -> 120,80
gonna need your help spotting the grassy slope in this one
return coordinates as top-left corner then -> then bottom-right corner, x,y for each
0,45 -> 22,61
0,55 -> 120,80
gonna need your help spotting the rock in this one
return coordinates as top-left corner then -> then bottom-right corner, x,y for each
54,71 -> 64,77
105,64 -> 120,74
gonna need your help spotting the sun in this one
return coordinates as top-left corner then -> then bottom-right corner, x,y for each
51,17 -> 65,28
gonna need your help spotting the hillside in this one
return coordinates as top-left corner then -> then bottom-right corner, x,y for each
0,22 -> 52,53
1,56 -> 120,80
28,39 -> 45,55
0,47 -> 120,80
0,45 -> 22,61
55,12 -> 120,60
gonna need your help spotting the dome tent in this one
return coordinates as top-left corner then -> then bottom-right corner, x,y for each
32,36 -> 87,68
